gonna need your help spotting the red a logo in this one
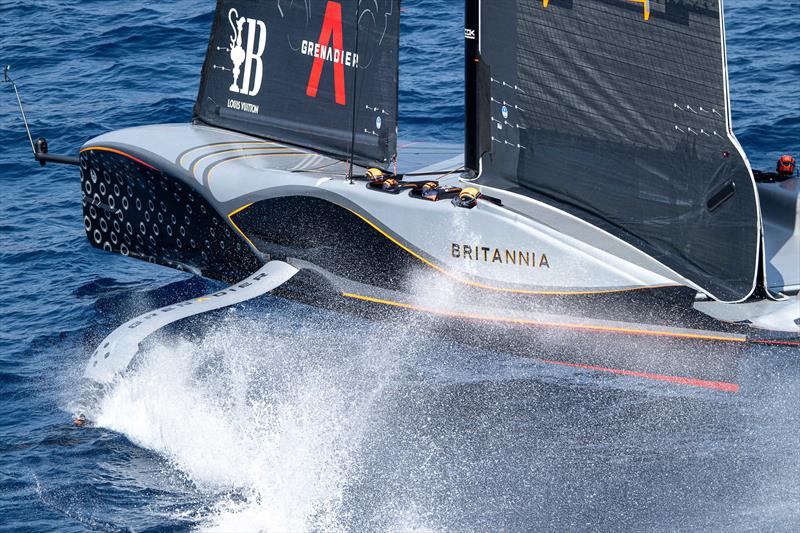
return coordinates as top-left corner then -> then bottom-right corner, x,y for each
306,1 -> 346,105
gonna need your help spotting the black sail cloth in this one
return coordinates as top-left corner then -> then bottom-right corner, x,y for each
195,0 -> 400,168
470,0 -> 761,302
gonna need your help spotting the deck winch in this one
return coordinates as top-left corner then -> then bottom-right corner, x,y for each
366,168 -> 385,181
363,168 -> 486,205
381,178 -> 400,192
421,182 -> 440,200
455,187 -> 481,209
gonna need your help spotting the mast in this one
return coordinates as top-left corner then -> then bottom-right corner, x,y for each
464,0 -> 480,175
347,1 -> 362,179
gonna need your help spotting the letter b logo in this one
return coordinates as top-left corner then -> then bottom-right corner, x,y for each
240,19 -> 267,96
229,14 -> 267,97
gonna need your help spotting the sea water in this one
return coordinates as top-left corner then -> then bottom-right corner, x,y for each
1,1 -> 798,531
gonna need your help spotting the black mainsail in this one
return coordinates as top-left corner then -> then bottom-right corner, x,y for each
466,0 -> 761,302
195,0 -> 400,168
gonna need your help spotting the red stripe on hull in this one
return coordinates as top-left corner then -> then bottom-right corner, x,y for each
539,359 -> 740,393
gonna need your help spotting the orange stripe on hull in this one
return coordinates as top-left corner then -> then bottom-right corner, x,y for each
341,292 -> 742,392
80,146 -> 159,171
341,292 -> 746,343
227,203 -> 257,249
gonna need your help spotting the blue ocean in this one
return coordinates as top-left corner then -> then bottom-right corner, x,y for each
1,1 -> 798,531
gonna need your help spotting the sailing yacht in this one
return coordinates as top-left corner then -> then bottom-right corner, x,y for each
7,0 -> 799,385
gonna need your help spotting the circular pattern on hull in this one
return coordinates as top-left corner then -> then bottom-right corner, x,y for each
80,149 -> 261,282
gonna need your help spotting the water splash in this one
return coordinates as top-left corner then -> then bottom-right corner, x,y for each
88,307 -> 439,531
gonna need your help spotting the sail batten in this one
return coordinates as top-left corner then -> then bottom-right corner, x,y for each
468,0 -> 761,302
194,0 -> 400,168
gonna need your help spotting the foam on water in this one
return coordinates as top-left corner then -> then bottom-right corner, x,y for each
89,310 -> 438,531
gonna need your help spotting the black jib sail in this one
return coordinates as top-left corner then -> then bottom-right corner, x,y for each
466,0 -> 762,302
195,0 -> 400,168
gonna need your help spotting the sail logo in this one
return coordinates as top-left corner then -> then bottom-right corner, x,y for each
304,1 -> 359,106
226,9 -> 267,97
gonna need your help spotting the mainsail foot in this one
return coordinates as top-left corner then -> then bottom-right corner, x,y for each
84,260 -> 299,384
